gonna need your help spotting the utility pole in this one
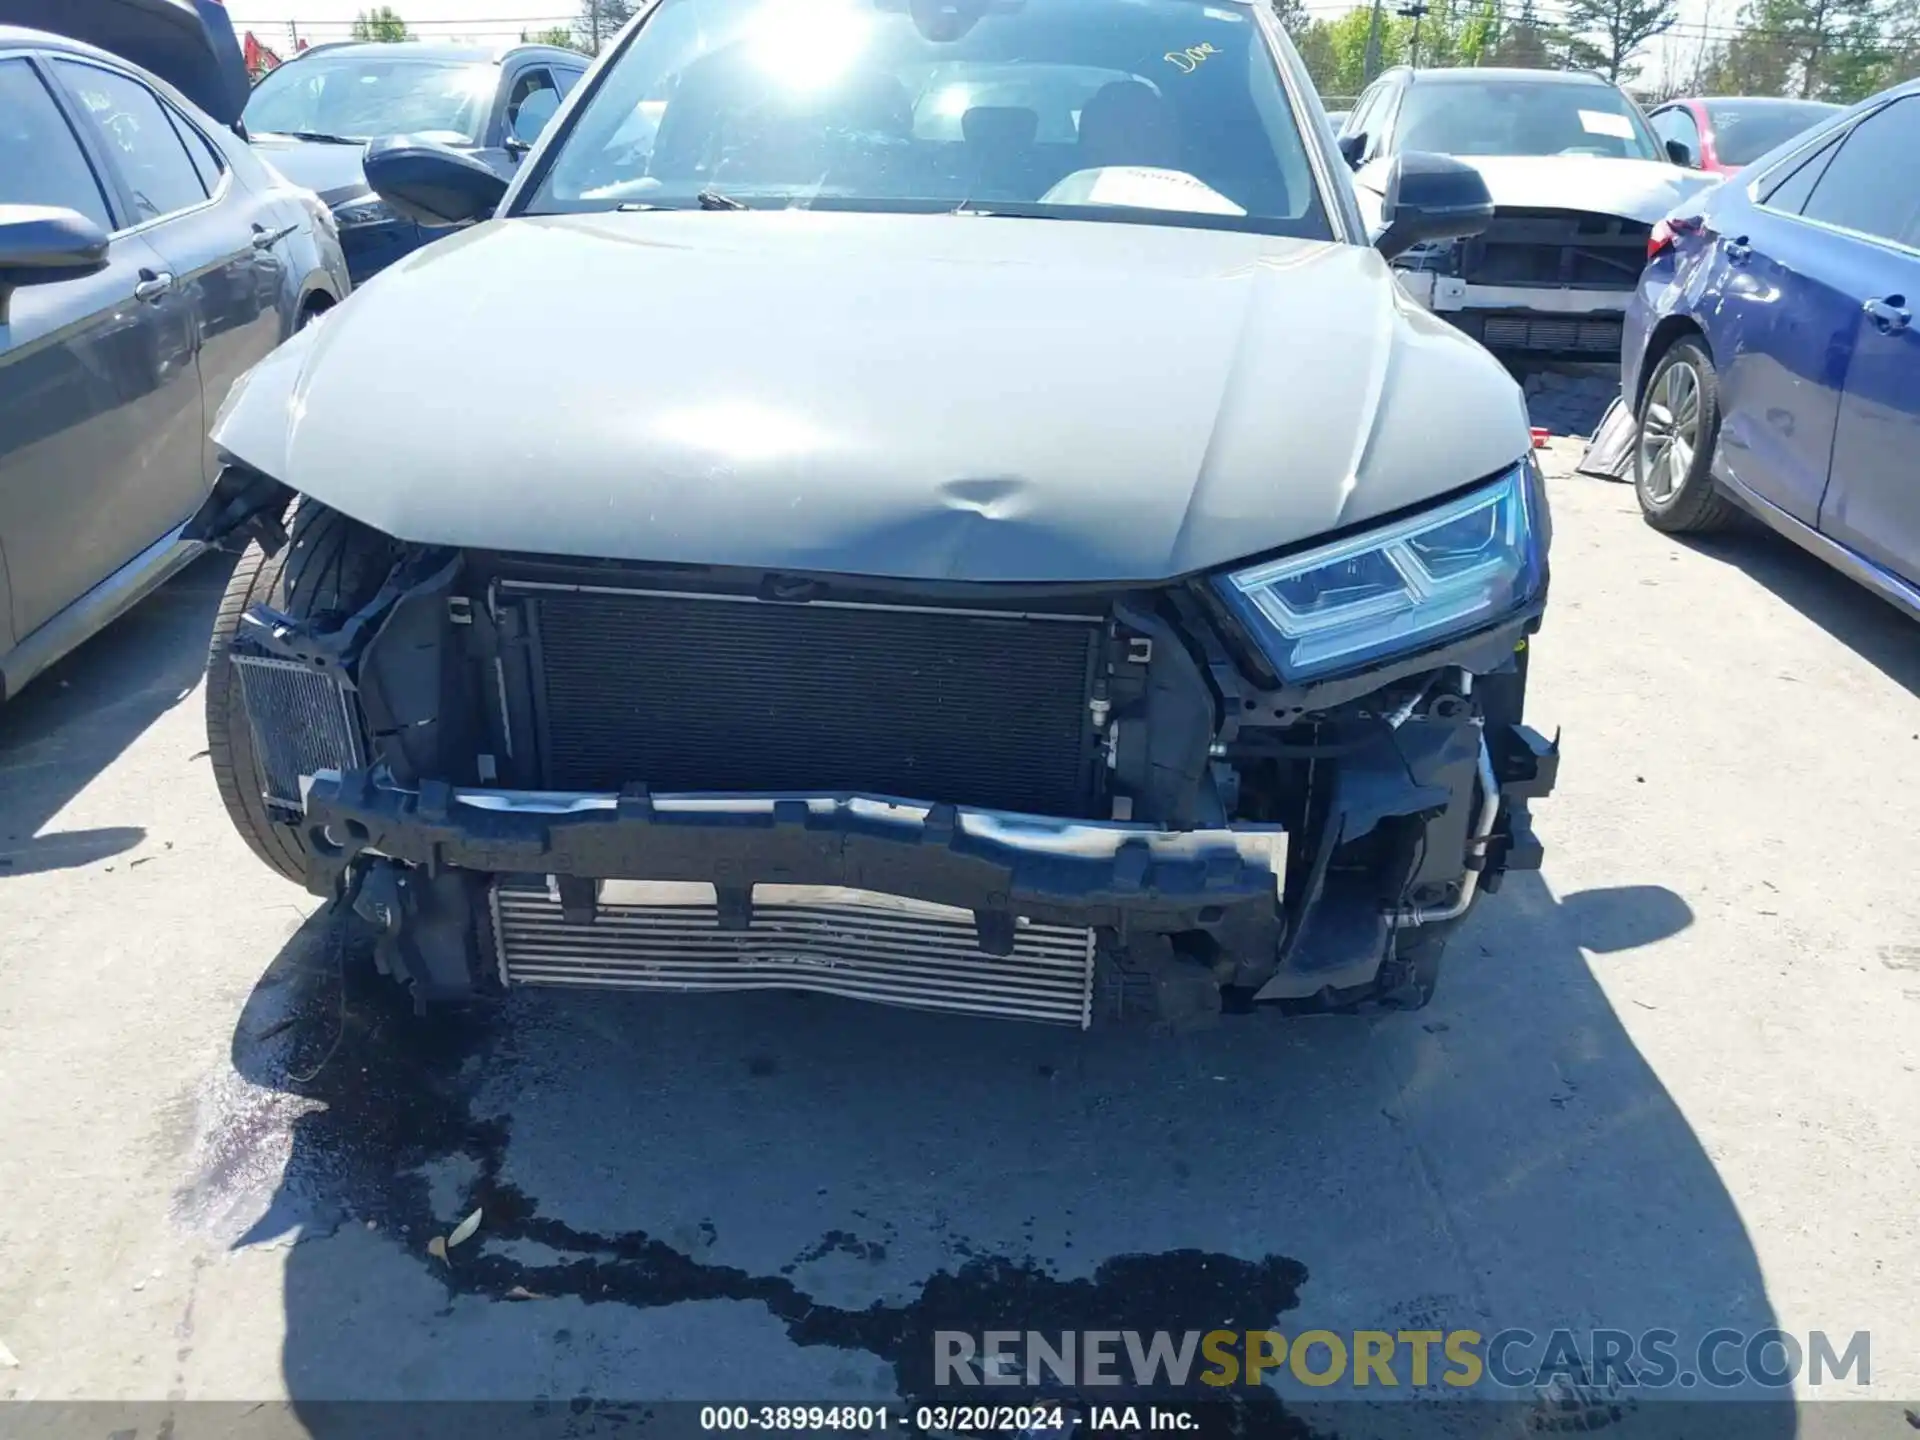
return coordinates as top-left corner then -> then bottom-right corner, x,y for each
1398,1 -> 1429,65
288,19 -> 299,49
1362,0 -> 1385,81
588,0 -> 600,52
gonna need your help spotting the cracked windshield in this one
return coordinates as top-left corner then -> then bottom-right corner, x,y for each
531,0 -> 1329,234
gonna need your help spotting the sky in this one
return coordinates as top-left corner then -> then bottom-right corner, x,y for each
218,0 -> 1725,89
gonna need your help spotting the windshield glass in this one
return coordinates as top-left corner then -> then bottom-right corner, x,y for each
243,54 -> 496,144
1706,98 -> 1840,165
1395,79 -> 1661,161
525,0 -> 1328,237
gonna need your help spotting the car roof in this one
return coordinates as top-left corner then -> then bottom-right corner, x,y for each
0,22 -> 121,52
1684,95 -> 1841,108
270,38 -> 586,66
1396,66 -> 1613,85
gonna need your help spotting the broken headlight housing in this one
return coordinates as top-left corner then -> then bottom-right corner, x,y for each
1215,460 -> 1545,683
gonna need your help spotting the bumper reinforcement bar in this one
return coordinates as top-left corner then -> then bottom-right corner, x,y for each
299,770 -> 1287,948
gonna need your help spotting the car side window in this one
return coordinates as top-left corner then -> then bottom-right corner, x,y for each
0,58 -> 114,230
555,67 -> 584,97
1346,82 -> 1384,146
1757,130 -> 1840,213
1652,106 -> 1699,164
53,60 -> 208,225
506,67 -> 563,145
1797,97 -> 1920,248
167,105 -> 227,195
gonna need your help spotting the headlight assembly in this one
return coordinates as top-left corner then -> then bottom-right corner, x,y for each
332,194 -> 399,230
1214,461 -> 1545,683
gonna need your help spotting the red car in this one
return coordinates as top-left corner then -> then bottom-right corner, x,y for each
1647,95 -> 1842,174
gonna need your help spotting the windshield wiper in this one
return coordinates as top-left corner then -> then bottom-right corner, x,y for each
696,188 -> 748,211
261,129 -> 363,145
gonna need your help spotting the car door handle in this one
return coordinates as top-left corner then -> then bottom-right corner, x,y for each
1864,295 -> 1912,333
1723,236 -> 1752,264
132,270 -> 174,303
251,223 -> 296,250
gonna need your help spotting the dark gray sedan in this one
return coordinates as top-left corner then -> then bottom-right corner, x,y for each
0,20 -> 349,703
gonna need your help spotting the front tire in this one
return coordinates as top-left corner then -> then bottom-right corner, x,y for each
1634,338 -> 1737,534
205,503 -> 395,884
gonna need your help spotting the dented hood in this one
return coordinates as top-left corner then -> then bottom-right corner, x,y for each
214,209 -> 1529,583
1452,154 -> 1719,224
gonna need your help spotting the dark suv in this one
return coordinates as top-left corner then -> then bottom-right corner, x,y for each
243,40 -> 589,282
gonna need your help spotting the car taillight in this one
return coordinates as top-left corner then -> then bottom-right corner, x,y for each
1648,216 -> 1702,259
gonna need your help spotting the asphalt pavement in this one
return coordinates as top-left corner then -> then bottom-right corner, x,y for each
0,411 -> 1915,1435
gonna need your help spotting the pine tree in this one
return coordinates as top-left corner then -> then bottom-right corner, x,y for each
1490,0 -> 1557,67
1562,0 -> 1678,78
579,0 -> 643,52
1704,0 -> 1891,99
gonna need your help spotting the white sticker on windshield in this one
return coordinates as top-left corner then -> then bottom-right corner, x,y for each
1579,109 -> 1635,139
1042,167 -> 1246,215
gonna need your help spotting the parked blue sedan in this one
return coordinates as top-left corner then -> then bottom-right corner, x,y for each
1621,77 -> 1920,621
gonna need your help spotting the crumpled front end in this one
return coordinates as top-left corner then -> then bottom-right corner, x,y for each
1395,207 -> 1653,358
214,465 -> 1559,1029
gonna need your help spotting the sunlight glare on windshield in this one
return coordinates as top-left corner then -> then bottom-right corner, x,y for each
749,0 -> 875,92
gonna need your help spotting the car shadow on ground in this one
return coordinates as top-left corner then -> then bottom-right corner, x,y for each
1516,362 -> 1619,440
1676,526 -> 1920,699
185,864 -> 1797,1436
0,551 -> 238,878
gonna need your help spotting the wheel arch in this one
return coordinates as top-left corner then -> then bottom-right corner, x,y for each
296,283 -> 338,324
1634,316 -> 1710,411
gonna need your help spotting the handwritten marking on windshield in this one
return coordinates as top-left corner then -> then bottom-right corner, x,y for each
1165,43 -> 1220,73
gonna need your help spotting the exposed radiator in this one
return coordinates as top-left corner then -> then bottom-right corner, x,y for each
518,584 -> 1103,816
493,878 -> 1098,1027
231,653 -> 363,810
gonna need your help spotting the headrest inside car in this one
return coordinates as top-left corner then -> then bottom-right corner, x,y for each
962,105 -> 1041,149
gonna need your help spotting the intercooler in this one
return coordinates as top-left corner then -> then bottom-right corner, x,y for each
514,583 -> 1104,816
492,877 -> 1098,1026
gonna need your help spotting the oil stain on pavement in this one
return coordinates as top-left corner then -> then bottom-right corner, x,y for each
169,875 -> 1791,1439
176,911 -> 1316,1426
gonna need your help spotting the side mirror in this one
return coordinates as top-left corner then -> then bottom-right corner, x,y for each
364,135 -> 510,227
1373,151 -> 1494,262
1337,132 -> 1366,169
0,205 -> 110,325
1664,138 -> 1698,168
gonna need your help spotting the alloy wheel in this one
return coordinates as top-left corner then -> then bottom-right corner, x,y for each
1639,360 -> 1701,503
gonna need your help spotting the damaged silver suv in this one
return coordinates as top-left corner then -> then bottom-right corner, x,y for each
193,0 -> 1560,1029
